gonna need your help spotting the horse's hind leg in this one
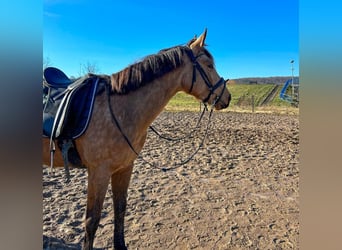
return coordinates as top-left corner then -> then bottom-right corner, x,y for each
111,166 -> 133,250
83,168 -> 111,250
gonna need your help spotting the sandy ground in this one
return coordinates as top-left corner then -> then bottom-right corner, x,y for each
43,111 -> 299,249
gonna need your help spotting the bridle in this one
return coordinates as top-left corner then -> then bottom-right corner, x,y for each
184,48 -> 227,106
148,47 -> 229,142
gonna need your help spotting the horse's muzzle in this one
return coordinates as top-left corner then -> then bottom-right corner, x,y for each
215,92 -> 231,110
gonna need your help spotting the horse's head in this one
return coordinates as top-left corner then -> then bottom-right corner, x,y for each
182,29 -> 231,110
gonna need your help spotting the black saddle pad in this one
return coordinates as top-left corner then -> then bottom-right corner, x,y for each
62,77 -> 99,139
43,76 -> 99,139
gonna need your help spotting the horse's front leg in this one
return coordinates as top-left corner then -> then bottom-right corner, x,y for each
111,166 -> 133,250
83,168 -> 111,250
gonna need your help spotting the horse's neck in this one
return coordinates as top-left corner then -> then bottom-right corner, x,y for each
115,68 -> 183,132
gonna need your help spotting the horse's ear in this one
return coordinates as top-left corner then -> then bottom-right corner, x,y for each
199,28 -> 207,47
189,28 -> 207,49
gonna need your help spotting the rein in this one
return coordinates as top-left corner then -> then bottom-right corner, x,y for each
105,83 -> 215,171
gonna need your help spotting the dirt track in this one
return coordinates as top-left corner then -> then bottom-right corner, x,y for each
43,111 -> 299,249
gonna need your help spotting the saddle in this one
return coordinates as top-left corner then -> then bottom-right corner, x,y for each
43,67 -> 102,181
43,67 -> 101,139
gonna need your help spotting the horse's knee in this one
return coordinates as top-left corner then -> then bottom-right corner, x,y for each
85,215 -> 100,232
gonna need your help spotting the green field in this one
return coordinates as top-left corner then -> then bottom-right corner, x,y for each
165,84 -> 298,114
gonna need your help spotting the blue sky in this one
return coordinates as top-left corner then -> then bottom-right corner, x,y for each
44,0 -> 298,79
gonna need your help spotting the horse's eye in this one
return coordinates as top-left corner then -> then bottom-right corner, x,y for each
208,64 -> 214,69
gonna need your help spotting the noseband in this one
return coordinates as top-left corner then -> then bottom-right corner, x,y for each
185,49 -> 226,105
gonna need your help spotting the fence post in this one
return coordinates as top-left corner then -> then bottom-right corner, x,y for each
252,94 -> 255,113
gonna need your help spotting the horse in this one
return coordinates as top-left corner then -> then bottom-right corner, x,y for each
43,29 -> 231,250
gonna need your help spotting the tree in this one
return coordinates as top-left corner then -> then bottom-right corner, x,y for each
79,61 -> 100,75
43,56 -> 52,69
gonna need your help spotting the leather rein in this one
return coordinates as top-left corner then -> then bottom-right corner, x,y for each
106,48 -> 227,170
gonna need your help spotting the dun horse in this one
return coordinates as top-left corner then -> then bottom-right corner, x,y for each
43,29 -> 231,250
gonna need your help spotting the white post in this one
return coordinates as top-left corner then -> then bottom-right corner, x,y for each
290,60 -> 294,103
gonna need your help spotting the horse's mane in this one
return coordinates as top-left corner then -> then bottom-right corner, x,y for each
109,46 -> 184,94
109,43 -> 214,94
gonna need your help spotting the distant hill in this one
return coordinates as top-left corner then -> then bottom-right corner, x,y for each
230,76 -> 299,85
